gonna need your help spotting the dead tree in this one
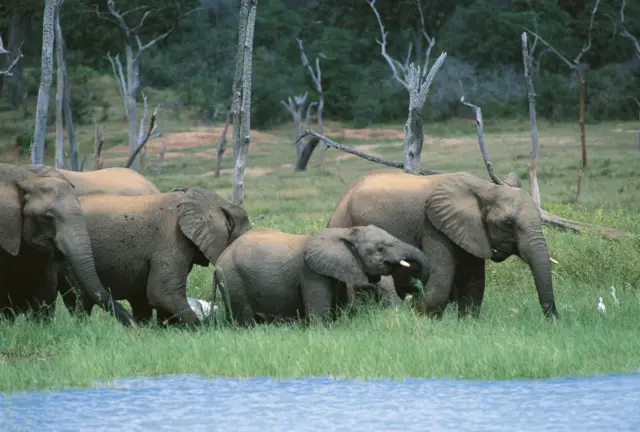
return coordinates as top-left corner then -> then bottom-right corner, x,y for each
214,106 -> 232,178
296,38 -> 326,165
521,32 -> 541,212
31,0 -> 57,165
124,93 -> 160,169
99,0 -> 200,170
54,0 -> 79,171
525,0 -> 600,201
620,0 -> 640,60
230,0 -> 258,207
636,99 -> 640,153
365,0 -> 446,171
156,140 -> 167,175
281,92 -> 309,164
0,34 -> 22,77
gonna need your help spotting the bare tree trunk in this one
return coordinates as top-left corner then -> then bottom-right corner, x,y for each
54,3 -> 65,170
32,0 -> 57,165
521,32 -> 541,212
214,107 -> 232,177
231,0 -> 258,207
93,120 -> 104,170
156,140 -> 167,175
636,99 -> 640,152
1,13 -> 27,107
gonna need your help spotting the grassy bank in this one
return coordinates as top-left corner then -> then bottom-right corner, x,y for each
1,79 -> 640,392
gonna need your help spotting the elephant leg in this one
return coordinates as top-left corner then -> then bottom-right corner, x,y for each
146,260 -> 200,327
454,254 -> 485,318
128,295 -> 154,325
300,262 -> 335,324
416,232 -> 456,318
376,276 -> 402,307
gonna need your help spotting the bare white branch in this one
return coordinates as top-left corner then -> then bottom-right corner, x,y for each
0,35 -> 23,77
522,32 -> 541,212
574,0 -> 600,66
460,96 -> 504,185
620,0 -> 640,59
106,53 -> 128,117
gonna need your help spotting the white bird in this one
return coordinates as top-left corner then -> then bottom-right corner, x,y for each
610,286 -> 620,306
187,297 -> 215,321
597,296 -> 606,314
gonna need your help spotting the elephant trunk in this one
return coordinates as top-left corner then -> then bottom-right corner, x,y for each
56,225 -> 137,327
517,227 -> 558,319
395,243 -> 431,283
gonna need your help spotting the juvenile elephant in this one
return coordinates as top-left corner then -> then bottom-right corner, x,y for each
327,170 -> 557,319
61,187 -> 251,326
0,163 -> 136,326
213,225 -> 430,326
23,165 -> 161,196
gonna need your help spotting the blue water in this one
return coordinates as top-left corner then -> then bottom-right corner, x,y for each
2,373 -> 640,431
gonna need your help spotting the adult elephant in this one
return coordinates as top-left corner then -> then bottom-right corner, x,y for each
61,187 -> 252,326
213,225 -> 430,326
327,169 -> 558,319
22,164 -> 161,316
0,163 -> 136,326
23,165 -> 161,196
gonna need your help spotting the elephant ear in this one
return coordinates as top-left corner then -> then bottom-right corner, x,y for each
176,187 -> 236,264
424,173 -> 493,259
304,228 -> 370,286
0,181 -> 22,256
22,164 -> 74,187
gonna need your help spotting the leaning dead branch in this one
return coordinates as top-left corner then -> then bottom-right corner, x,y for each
0,34 -> 22,76
281,92 -> 310,167
458,98 -> 632,240
295,130 -> 439,175
620,0 -> 640,60
365,0 -> 436,89
460,97 -> 503,185
124,94 -> 160,169
525,0 -> 600,201
230,0 -> 258,207
297,38 -> 327,165
521,31 -> 541,212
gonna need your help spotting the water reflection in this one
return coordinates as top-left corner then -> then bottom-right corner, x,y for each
2,373 -> 640,431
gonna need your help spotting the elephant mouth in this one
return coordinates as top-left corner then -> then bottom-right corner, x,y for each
491,247 -> 514,263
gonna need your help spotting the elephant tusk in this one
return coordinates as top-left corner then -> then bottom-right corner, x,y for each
549,257 -> 558,264
399,260 -> 411,268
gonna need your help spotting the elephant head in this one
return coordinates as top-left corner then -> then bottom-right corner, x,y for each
304,224 -> 431,286
423,172 -> 556,317
175,187 -> 252,265
0,164 -> 137,326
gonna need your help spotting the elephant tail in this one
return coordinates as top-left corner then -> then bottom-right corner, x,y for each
212,266 -> 234,327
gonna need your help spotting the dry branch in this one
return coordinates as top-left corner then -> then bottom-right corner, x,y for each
0,34 -> 22,77
124,94 -> 159,169
521,31 -> 541,212
636,98 -> 640,152
365,0 -> 436,89
230,0 -> 258,207
295,130 -> 439,175
620,0 -> 640,60
156,139 -> 167,175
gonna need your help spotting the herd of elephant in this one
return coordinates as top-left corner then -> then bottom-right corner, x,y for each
0,161 -> 558,329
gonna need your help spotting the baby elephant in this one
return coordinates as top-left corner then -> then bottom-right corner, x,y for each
61,187 -> 251,326
213,225 -> 430,326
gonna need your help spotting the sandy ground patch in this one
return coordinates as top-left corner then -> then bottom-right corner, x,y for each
325,128 -> 405,140
103,127 -> 278,154
198,166 -> 273,178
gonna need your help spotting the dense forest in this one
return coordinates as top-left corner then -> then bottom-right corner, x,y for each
1,0 -> 639,129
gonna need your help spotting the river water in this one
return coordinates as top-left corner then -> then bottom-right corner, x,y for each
2,373 -> 640,431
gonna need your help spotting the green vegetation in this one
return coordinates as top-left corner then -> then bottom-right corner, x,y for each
1,71 -> 639,391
